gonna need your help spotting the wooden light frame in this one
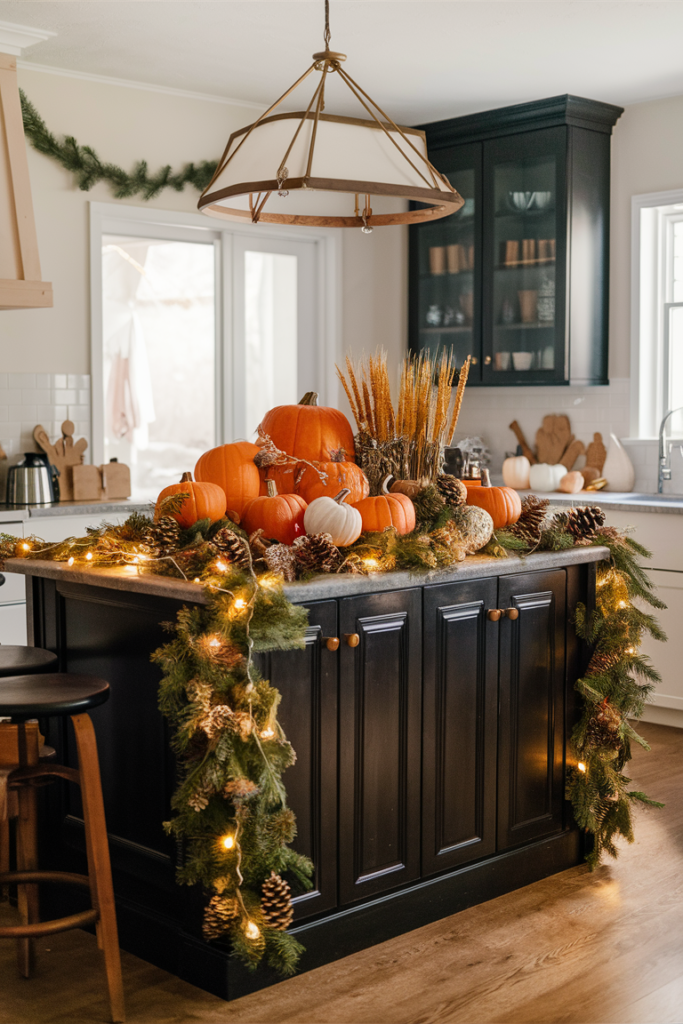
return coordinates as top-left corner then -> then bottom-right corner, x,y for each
0,51 -> 52,309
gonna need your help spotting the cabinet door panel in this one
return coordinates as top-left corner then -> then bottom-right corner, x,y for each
422,579 -> 498,875
339,589 -> 422,905
256,600 -> 338,920
497,570 -> 566,848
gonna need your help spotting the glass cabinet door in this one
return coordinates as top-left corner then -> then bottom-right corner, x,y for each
482,127 -> 567,384
409,143 -> 481,380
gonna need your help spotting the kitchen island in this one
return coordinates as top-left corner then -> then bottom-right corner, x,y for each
8,547 -> 605,999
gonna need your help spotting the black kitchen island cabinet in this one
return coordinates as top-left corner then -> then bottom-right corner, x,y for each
9,548 -> 602,1001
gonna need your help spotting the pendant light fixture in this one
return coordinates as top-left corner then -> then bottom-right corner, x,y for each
198,1 -> 463,231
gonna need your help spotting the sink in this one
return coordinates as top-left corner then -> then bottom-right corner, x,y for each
609,493 -> 683,504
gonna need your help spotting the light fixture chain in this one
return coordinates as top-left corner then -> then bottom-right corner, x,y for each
324,0 -> 331,50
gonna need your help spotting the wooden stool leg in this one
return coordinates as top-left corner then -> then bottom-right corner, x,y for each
71,714 -> 125,1024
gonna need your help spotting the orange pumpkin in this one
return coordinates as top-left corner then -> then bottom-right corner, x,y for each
259,392 -> 356,464
195,441 -> 261,518
242,480 -> 308,545
295,460 -> 369,504
258,463 -> 299,496
465,469 -> 521,529
353,477 -> 416,535
156,473 -> 226,530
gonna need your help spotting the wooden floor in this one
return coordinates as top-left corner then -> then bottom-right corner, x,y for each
1,721 -> 681,1024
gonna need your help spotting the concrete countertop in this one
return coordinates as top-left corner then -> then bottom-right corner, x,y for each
5,545 -> 609,606
0,500 -> 149,521
516,490 -> 683,515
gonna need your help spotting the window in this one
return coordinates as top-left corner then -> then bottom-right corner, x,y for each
632,189 -> 683,438
90,203 -> 339,500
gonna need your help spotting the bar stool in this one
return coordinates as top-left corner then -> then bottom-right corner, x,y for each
0,674 -> 125,1022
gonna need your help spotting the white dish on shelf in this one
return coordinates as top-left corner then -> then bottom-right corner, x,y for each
512,351 -> 533,370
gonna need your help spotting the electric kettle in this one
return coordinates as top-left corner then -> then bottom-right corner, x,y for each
5,452 -> 57,506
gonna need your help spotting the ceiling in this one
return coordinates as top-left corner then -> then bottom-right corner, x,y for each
3,1 -> 683,124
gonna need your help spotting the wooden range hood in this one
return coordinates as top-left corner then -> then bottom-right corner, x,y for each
0,49 -> 52,310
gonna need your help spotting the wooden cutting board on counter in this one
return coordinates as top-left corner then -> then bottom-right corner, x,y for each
72,461 -> 131,501
535,415 -> 574,466
34,420 -> 87,501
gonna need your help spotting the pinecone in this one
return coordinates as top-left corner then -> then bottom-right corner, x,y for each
411,485 -> 445,526
509,495 -> 550,543
586,648 -> 621,676
211,528 -> 251,570
555,505 -> 606,541
293,533 -> 342,575
260,872 -> 294,931
145,515 -> 182,554
263,543 -> 297,582
203,894 -> 240,941
437,474 -> 467,509
187,776 -> 214,812
585,698 -> 622,749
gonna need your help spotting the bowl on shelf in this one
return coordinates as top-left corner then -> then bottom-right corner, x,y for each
512,351 -> 533,371
528,191 -> 552,211
508,191 -> 533,212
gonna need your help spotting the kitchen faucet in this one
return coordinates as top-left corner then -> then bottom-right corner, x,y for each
658,406 -> 683,493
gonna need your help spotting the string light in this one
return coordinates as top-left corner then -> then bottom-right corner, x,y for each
67,557 -> 74,566
258,574 -> 278,589
260,727 -> 275,740
215,560 -> 227,573
20,542 -> 30,552
578,762 -> 587,773
245,921 -> 260,941
208,636 -> 222,649
193,578 -> 201,584
626,645 -> 636,655
132,556 -> 140,564
618,600 -> 627,609
221,834 -> 235,851
363,557 -> 380,570
85,552 -> 93,561
233,597 -> 247,612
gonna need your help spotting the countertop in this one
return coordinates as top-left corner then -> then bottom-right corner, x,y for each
0,500 -> 149,523
5,546 -> 609,605
517,490 -> 683,515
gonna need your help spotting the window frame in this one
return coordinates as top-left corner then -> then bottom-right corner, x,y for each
631,188 -> 683,438
89,201 -> 341,466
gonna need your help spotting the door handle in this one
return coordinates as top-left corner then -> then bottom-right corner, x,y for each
322,636 -> 340,651
504,607 -> 519,620
487,609 -> 503,621
344,633 -> 360,647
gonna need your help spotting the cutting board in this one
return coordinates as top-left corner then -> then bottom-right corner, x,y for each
535,415 -> 574,466
34,420 -> 87,501
72,461 -> 131,501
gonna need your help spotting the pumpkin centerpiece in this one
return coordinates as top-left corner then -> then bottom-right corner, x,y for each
353,476 -> 416,536
259,392 -> 356,464
156,473 -> 226,530
242,480 -> 308,545
303,489 -> 363,547
295,449 -> 369,505
464,468 -> 522,529
195,441 -> 261,518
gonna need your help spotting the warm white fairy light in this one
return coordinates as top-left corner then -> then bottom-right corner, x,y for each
245,921 -> 260,941
208,637 -> 222,649
21,542 -> 30,551
260,727 -> 275,740
85,551 -> 93,561
363,557 -> 380,570
222,834 -> 234,851
194,577 -> 201,584
67,556 -> 74,566
578,762 -> 587,773
233,597 -> 247,612
215,560 -> 227,573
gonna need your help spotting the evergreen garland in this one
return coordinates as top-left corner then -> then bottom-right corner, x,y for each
20,90 -> 217,200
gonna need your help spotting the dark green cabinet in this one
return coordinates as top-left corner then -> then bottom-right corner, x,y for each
410,95 -> 622,386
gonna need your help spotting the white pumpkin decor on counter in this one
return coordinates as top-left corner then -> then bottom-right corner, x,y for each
528,462 -> 567,492
303,489 -> 362,547
502,454 -> 531,489
602,433 -> 635,492
558,470 -> 584,494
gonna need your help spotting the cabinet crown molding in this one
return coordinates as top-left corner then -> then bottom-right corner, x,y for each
0,20 -> 56,57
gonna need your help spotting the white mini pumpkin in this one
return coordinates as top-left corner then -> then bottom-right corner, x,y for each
303,489 -> 362,547
528,462 -> 566,492
502,454 -> 531,489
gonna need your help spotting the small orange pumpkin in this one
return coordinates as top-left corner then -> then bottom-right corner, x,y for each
465,469 -> 521,529
259,392 -> 356,464
258,464 -> 299,496
156,473 -> 226,530
295,459 -> 369,504
195,441 -> 261,517
242,480 -> 308,545
353,477 -> 416,535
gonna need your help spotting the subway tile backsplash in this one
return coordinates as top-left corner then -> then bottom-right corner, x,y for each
0,373 -> 91,471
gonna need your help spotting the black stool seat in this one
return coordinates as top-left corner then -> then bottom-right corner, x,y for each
0,674 -> 109,719
0,647 -> 58,678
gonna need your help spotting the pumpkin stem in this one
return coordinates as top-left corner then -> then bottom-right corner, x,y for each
481,468 -> 492,487
380,474 -> 393,495
266,479 -> 278,498
334,489 -> 351,505
298,392 -> 319,406
180,472 -> 193,483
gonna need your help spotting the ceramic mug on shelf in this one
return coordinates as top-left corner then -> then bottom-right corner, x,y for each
512,351 -> 533,371
494,351 -> 511,371
446,244 -> 460,274
518,289 -> 538,324
429,246 -> 446,275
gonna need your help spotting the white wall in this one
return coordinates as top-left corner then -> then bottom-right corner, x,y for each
0,67 -> 407,401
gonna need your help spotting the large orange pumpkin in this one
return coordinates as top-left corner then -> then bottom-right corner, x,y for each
353,477 -> 416,535
465,469 -> 521,529
195,441 -> 261,518
242,480 -> 308,545
259,392 -> 356,464
258,463 -> 299,496
295,460 -> 369,504
156,473 -> 226,530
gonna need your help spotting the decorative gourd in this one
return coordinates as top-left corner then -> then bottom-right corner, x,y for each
195,441 -> 261,517
353,477 -> 416,535
303,489 -> 362,547
502,454 -> 531,490
156,473 -> 226,530
259,393 -> 356,463
242,480 -> 308,545
528,462 -> 566,493
452,505 -> 494,553
296,459 -> 369,504
390,478 -> 427,498
464,469 -> 521,529
558,470 -> 584,494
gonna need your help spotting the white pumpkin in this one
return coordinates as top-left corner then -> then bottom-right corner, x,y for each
558,470 -> 584,494
502,454 -> 531,489
528,462 -> 566,492
303,489 -> 362,547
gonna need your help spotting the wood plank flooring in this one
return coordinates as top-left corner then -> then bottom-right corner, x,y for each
1,722 -> 681,1024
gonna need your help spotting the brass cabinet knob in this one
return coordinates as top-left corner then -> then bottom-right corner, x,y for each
323,636 -> 340,651
471,356 -> 478,366
487,609 -> 503,622
484,356 -> 492,365
344,633 -> 360,647
504,607 -> 519,620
